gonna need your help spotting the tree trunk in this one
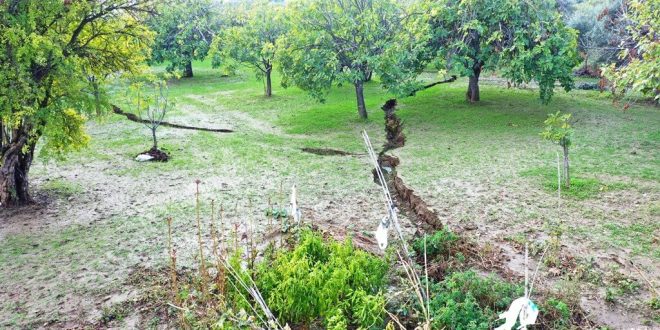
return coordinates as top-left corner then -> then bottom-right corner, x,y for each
151,128 -> 158,149
466,63 -> 482,102
365,69 -> 373,82
0,134 -> 34,207
355,80 -> 368,119
183,61 -> 193,78
562,143 -> 570,188
265,68 -> 272,97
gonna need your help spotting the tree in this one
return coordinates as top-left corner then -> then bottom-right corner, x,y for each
0,0 -> 153,207
210,1 -> 287,97
277,0 -> 429,119
426,0 -> 580,103
130,82 -> 173,151
541,111 -> 573,188
149,0 -> 215,78
566,0 -> 626,75
602,0 -> 659,105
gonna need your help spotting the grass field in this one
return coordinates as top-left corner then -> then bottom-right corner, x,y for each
0,60 -> 658,328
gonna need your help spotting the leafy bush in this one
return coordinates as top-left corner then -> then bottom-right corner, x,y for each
541,298 -> 571,329
256,230 -> 388,329
428,270 -> 523,330
412,229 -> 459,259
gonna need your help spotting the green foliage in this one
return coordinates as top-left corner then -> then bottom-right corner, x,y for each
0,0 -> 153,204
256,230 -> 388,328
277,0 -> 428,117
0,0 -> 153,150
149,0 -> 216,76
602,0 -> 660,103
413,229 -> 459,258
427,270 -> 523,330
40,108 -> 91,160
541,111 -> 572,147
565,0 -> 624,68
426,0 -> 580,102
209,0 -> 287,95
540,298 -> 571,329
649,297 -> 660,310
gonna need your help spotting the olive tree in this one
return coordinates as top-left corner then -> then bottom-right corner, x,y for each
277,0 -> 429,119
210,1 -> 287,97
566,0 -> 627,74
0,0 -> 153,207
426,0 -> 580,103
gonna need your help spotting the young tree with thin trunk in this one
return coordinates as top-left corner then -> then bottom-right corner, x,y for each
131,82 -> 173,151
210,1 -> 287,97
149,0 -> 215,78
277,0 -> 428,119
0,0 -> 153,208
541,111 -> 573,188
426,0 -> 580,103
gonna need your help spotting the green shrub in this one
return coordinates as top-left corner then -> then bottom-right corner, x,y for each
412,229 -> 459,259
541,298 -> 571,329
428,270 -> 523,330
255,230 -> 388,328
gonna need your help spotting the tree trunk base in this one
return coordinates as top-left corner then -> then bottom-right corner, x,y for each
466,63 -> 482,103
182,61 -> 193,78
355,81 -> 368,119
0,138 -> 34,208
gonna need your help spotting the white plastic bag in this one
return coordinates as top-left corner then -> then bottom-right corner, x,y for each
494,297 -> 539,330
375,216 -> 389,250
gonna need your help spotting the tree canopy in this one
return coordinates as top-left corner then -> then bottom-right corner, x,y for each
277,0 -> 429,119
210,1 -> 287,97
564,0 -> 627,73
602,0 -> 659,105
0,0 -> 153,207
149,0 -> 215,78
426,0 -> 580,103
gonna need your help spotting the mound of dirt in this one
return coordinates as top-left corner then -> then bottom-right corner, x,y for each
136,147 -> 169,162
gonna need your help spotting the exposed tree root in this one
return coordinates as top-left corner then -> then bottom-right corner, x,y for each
112,106 -> 234,133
